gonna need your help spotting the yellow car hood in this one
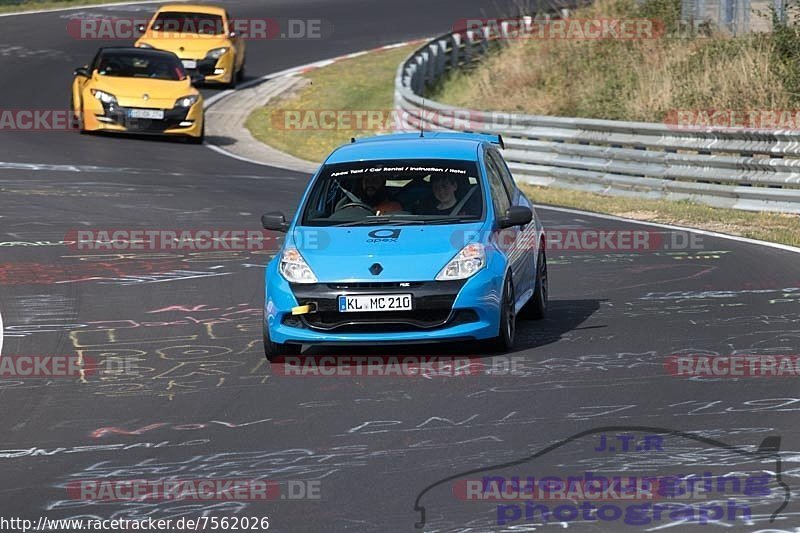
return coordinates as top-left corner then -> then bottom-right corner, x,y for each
94,76 -> 195,107
137,35 -> 229,58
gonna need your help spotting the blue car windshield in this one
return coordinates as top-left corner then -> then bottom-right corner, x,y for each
301,159 -> 484,226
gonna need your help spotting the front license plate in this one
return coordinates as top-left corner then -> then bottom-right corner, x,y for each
129,109 -> 164,120
182,60 -> 197,69
338,294 -> 413,312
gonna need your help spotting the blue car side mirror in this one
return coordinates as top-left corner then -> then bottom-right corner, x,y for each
498,206 -> 532,229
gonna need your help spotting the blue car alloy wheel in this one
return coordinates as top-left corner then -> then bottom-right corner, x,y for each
261,132 -> 547,360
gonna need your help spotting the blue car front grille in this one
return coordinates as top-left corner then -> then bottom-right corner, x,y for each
286,280 -> 472,333
284,309 -> 478,333
326,282 -> 425,290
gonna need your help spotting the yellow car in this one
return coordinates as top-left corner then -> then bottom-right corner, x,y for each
71,47 -> 204,143
135,4 -> 246,88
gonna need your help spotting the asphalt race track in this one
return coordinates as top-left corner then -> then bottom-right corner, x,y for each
0,1 -> 799,531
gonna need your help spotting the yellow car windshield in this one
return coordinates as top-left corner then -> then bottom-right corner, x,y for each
97,51 -> 186,81
151,12 -> 225,35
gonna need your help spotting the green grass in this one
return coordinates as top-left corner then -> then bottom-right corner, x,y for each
0,0 -> 131,14
524,185 -> 800,246
246,43 -> 418,163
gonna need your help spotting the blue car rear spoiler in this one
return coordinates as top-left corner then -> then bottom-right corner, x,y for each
429,132 -> 505,149
351,132 -> 505,149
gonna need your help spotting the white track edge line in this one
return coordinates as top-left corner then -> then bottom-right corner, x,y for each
205,144 -> 315,173
0,0 -> 186,18
535,204 -> 800,254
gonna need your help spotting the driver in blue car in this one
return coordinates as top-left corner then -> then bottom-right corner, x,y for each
360,175 -> 403,213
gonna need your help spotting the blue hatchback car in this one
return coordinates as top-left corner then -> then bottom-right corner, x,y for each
261,132 -> 547,359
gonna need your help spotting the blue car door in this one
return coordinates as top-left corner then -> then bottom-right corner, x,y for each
488,149 -> 536,299
484,148 -> 529,299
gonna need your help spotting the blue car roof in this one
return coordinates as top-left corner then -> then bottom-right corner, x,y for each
325,132 -> 502,164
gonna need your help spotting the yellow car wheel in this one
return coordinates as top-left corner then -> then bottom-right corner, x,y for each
70,96 -> 86,134
187,122 -> 204,145
77,109 -> 87,134
226,55 -> 238,89
236,55 -> 246,83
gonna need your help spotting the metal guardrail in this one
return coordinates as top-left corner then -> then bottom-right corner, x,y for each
393,18 -> 800,213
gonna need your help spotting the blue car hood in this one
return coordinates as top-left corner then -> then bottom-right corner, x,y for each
289,223 -> 487,282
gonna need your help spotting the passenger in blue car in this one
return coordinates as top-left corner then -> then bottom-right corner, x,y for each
421,174 -> 481,217
429,174 -> 458,214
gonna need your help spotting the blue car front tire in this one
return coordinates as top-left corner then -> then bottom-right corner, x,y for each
484,274 -> 516,352
264,317 -> 301,361
520,245 -> 548,320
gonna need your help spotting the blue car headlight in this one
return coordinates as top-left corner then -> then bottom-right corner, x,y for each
278,247 -> 318,284
436,243 -> 485,281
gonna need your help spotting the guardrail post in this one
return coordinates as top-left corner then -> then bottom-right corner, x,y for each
464,30 -> 474,63
522,15 -> 533,34
423,45 -> 437,88
477,25 -> 490,55
450,33 -> 462,68
436,39 -> 448,77
413,55 -> 425,94
500,20 -> 511,40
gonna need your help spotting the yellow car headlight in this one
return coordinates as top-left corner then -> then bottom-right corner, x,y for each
91,89 -> 117,105
174,94 -> 200,108
206,47 -> 229,59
